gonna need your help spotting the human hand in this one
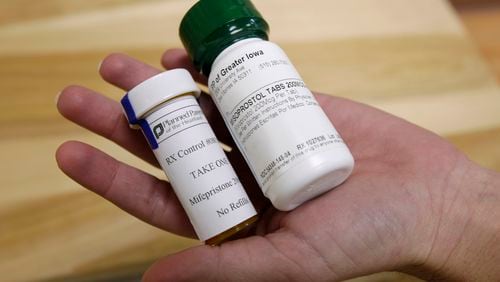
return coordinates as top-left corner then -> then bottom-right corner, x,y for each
56,51 -> 500,281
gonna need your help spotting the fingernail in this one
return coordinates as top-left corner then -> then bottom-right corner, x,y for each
97,59 -> 103,72
55,90 -> 62,105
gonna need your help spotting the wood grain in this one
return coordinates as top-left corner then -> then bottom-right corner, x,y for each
1,0 -> 498,281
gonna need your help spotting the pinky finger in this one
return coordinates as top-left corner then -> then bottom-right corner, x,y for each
55,140 -> 196,238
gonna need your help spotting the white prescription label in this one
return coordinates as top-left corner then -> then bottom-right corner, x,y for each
209,40 -> 347,191
146,96 -> 256,241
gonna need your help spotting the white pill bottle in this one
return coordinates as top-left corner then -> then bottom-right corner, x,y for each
180,0 -> 354,211
121,69 -> 257,245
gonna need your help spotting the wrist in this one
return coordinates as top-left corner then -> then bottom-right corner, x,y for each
411,159 -> 500,280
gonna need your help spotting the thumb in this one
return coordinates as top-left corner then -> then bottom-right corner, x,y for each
142,234 -> 333,282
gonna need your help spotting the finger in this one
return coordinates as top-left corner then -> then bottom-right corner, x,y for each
99,52 -> 237,147
161,48 -> 208,85
55,140 -> 195,238
142,234 -> 333,282
99,53 -> 161,90
57,85 -> 159,167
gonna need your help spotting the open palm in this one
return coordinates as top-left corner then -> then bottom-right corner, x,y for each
56,51 -> 474,281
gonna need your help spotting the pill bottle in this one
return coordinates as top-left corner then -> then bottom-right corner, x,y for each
179,0 -> 355,211
121,69 -> 258,245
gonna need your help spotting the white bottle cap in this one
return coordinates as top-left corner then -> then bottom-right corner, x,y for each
122,69 -> 201,123
121,68 -> 202,149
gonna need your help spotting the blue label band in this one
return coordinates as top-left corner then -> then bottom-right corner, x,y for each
139,119 -> 159,150
121,93 -> 159,150
121,94 -> 138,124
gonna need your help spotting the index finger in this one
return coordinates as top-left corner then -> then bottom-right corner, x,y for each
100,52 -> 236,147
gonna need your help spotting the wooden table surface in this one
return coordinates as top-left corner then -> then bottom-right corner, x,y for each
1,0 -> 499,281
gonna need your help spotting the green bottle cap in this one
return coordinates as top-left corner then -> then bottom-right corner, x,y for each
179,0 -> 269,76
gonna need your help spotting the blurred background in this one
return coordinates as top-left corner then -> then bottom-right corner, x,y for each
1,0 -> 499,281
